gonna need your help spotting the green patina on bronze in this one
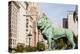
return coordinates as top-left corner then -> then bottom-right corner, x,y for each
37,13 -> 75,50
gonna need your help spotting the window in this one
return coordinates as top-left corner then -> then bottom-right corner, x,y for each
26,19 -> 28,28
9,39 -> 12,45
26,19 -> 28,21
26,25 -> 28,28
26,29 -> 28,31
27,22 -> 28,24
63,18 -> 68,28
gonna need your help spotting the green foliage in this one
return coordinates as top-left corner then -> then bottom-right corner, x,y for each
14,44 -> 37,52
15,43 -> 25,52
37,41 -> 45,51
24,46 -> 32,52
32,47 -> 37,51
21,45 -> 37,52
10,42 -> 46,52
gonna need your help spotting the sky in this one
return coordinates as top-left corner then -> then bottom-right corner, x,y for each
38,3 -> 76,27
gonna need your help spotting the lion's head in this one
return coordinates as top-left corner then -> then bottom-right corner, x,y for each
37,15 -> 48,28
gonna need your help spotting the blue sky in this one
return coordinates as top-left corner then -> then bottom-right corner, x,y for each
38,3 -> 76,27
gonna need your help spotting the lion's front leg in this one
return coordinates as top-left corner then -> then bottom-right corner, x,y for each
48,37 -> 52,50
51,39 -> 56,50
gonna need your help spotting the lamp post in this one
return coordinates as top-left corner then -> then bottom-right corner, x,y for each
28,31 -> 32,46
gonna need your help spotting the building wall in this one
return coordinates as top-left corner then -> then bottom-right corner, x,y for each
68,11 -> 78,36
9,1 -> 44,49
26,2 -> 41,47
9,1 -> 20,48
63,18 -> 68,28
17,2 -> 27,46
62,6 -> 78,37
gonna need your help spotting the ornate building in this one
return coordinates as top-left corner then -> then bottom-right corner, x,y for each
63,5 -> 78,36
8,1 -> 20,50
68,5 -> 78,36
25,2 -> 42,47
8,1 -> 43,52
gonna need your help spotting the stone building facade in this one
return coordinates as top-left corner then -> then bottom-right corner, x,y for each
68,6 -> 78,36
24,2 -> 42,47
63,5 -> 78,36
8,1 -> 43,51
8,1 -> 20,49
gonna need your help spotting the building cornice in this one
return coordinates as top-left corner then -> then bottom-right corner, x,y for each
10,1 -> 20,9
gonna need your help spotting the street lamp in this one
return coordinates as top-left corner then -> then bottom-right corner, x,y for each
28,31 -> 32,47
